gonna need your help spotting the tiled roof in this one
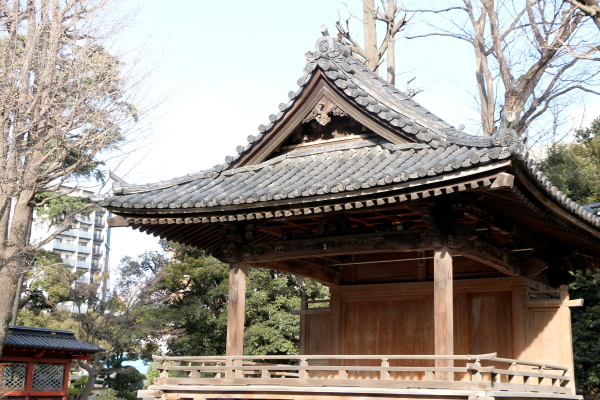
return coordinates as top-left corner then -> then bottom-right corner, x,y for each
4,326 -> 104,352
99,32 -> 600,233
108,32 -> 518,197
100,139 -> 517,210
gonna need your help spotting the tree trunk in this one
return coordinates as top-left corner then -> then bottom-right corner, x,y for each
10,273 -> 24,325
386,1 -> 396,85
78,356 -> 102,400
0,264 -> 20,358
363,0 -> 378,72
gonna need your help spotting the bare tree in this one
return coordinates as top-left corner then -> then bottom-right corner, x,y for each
335,0 -> 408,85
566,0 -> 600,30
407,0 -> 600,138
0,0 -> 145,354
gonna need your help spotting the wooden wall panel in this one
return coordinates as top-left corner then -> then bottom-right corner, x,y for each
299,278 -> 575,386
305,314 -> 332,378
469,293 -> 513,358
527,308 -> 573,370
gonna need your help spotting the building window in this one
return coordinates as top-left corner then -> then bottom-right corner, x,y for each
77,256 -> 86,262
54,238 -> 62,243
0,362 -> 27,390
31,363 -> 64,391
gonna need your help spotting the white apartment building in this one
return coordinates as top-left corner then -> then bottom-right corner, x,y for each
30,187 -> 111,312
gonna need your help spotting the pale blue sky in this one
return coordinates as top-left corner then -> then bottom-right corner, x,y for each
106,0 -> 600,273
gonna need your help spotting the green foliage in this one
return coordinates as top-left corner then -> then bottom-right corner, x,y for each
540,117 -> 600,205
143,243 -> 328,357
34,192 -> 93,226
104,368 -> 145,394
116,391 -> 138,400
95,388 -> 121,400
25,250 -> 74,307
575,116 -> 600,144
145,364 -> 159,386
69,375 -> 88,395
570,270 -> 600,390
17,309 -> 82,335
116,252 -> 169,294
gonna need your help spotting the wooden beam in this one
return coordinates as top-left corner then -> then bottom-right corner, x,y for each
434,245 -> 453,381
525,299 -> 584,308
230,230 -> 433,263
107,215 -> 129,227
454,240 -> 521,276
490,172 -> 515,188
253,259 -> 340,286
226,261 -> 246,359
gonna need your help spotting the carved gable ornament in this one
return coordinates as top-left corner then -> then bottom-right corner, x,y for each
302,95 -> 348,126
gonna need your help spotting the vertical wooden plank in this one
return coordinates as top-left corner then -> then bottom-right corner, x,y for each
434,245 -> 453,381
299,297 -> 307,356
329,291 -> 342,380
226,261 -> 246,357
511,285 -> 527,360
454,292 -> 469,381
511,285 -> 527,384
417,250 -> 426,281
558,294 -> 575,393
329,292 -> 342,355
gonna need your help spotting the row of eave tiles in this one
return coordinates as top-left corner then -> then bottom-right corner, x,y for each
101,143 -> 511,209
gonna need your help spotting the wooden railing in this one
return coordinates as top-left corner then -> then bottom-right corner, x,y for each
151,353 -> 575,397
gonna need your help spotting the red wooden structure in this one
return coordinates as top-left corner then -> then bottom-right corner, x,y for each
0,326 -> 103,400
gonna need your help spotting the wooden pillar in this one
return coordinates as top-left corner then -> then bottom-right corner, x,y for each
226,261 -> 246,357
434,244 -> 453,381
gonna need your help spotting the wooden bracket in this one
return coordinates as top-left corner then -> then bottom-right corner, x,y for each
525,299 -> 584,308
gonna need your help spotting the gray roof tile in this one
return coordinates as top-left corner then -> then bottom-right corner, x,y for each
5,326 -> 104,352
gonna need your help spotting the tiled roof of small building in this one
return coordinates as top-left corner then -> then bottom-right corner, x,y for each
4,326 -> 104,352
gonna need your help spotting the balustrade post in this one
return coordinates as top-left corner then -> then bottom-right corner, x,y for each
225,358 -> 234,379
189,362 -> 199,378
261,368 -> 271,379
380,357 -> 390,380
299,357 -> 308,379
469,360 -> 482,382
160,361 -> 168,378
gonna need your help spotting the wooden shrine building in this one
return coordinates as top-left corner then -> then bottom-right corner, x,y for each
101,29 -> 600,400
0,326 -> 104,400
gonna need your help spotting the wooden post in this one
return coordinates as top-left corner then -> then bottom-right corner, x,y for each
434,244 -> 454,381
226,261 -> 247,357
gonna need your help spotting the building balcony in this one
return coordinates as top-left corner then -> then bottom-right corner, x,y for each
78,230 -> 92,239
93,233 -> 104,242
76,260 -> 90,269
77,246 -> 90,254
64,260 -> 75,267
142,354 -> 577,400
94,219 -> 105,228
61,229 -> 78,237
53,242 -> 77,252
77,215 -> 92,224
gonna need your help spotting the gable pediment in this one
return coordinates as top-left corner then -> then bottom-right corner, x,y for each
234,73 -> 412,168
222,33 -> 501,171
